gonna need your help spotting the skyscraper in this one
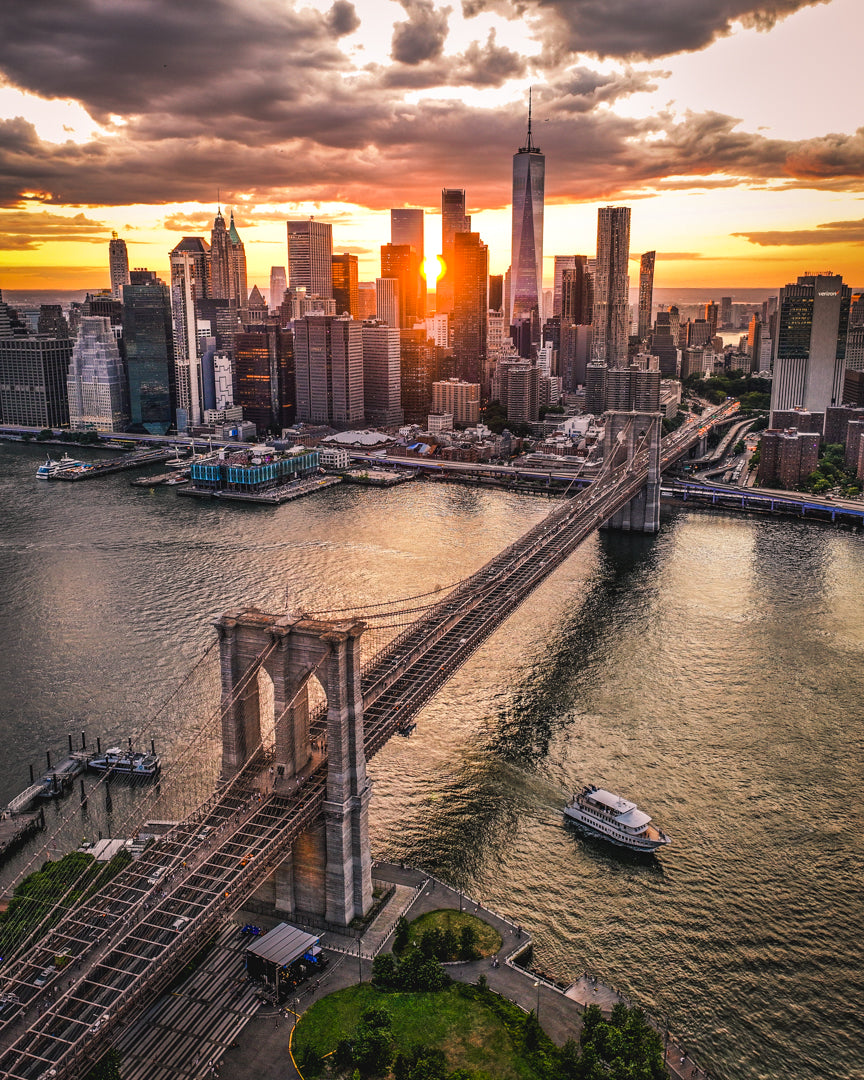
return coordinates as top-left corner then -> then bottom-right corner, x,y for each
452,231 -> 488,387
375,278 -> 399,328
637,251 -> 655,341
123,272 -> 176,434
770,273 -> 851,422
67,316 -> 128,432
287,220 -> 333,297
510,93 -> 545,322
293,316 -> 363,425
109,232 -> 130,300
234,327 -> 294,434
228,212 -> 248,311
592,206 -> 631,366
269,267 -> 287,310
380,244 -> 421,327
209,209 -> 232,301
553,256 -> 576,316
0,335 -> 72,427
361,323 -> 403,427
390,208 -> 425,318
331,253 -> 359,318
438,189 -> 470,315
169,238 -> 209,428
561,258 -> 593,326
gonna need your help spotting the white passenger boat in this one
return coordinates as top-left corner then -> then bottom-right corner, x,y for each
36,453 -> 87,479
563,785 -> 671,853
88,748 -> 161,778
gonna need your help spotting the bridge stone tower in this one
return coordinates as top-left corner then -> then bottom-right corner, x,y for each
598,363 -> 663,533
215,608 -> 372,927
604,410 -> 662,532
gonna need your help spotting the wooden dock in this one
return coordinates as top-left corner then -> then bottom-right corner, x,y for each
0,811 -> 44,865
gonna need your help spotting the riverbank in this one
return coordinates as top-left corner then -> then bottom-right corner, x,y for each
210,863 -> 713,1080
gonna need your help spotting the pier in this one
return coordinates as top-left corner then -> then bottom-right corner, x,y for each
51,449 -> 173,480
0,812 -> 44,864
176,474 -> 343,504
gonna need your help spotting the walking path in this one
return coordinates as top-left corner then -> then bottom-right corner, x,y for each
142,863 -> 714,1080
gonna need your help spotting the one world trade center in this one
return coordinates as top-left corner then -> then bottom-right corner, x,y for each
510,91 -> 545,322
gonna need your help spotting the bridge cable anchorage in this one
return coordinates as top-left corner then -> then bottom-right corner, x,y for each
0,637 -> 279,982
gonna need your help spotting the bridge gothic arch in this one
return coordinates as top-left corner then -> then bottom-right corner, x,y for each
214,608 -> 372,925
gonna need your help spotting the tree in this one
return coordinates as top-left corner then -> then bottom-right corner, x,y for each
458,923 -> 479,961
372,952 -> 397,988
354,1007 -> 394,1076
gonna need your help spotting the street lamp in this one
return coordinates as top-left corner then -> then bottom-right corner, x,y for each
533,980 -> 540,1022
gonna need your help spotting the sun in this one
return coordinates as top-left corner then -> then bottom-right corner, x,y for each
422,254 -> 444,282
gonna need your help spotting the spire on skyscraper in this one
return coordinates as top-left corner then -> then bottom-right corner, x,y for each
523,86 -> 537,152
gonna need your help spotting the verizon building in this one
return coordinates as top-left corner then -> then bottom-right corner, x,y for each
770,274 -> 851,426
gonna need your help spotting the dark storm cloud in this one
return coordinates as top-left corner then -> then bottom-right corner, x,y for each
546,66 -> 667,112
326,0 -> 361,36
0,208 -> 108,250
461,0 -> 828,59
0,0 -> 349,124
2,100 -> 864,218
374,28 -> 526,89
733,218 -> 864,246
391,0 -> 452,64
0,0 -> 861,224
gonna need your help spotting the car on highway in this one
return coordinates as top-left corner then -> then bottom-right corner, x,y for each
172,915 -> 191,931
146,866 -> 166,886
34,967 -> 54,987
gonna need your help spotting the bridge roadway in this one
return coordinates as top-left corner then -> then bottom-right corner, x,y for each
0,402 -> 737,1079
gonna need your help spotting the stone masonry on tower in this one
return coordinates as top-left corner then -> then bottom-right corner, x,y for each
214,608 -> 372,927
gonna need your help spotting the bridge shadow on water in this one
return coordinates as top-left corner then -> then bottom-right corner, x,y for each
388,528 -> 668,887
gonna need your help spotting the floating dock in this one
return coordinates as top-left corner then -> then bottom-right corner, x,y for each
130,471 -> 189,487
52,449 -> 173,481
177,474 -> 343,505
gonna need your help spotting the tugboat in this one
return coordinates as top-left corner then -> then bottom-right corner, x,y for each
88,747 -> 161,779
563,785 -> 671,853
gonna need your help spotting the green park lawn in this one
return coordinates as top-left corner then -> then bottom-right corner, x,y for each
405,909 -> 502,958
293,983 -> 545,1080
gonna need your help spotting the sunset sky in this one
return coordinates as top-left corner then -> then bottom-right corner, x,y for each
0,0 -> 862,293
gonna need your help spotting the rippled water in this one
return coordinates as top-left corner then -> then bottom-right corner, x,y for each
1,440 -> 862,1080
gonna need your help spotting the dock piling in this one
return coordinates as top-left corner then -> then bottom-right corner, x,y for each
68,734 -> 73,753
29,763 -> 34,785
46,750 -> 51,769
97,737 -> 101,754
81,731 -> 86,749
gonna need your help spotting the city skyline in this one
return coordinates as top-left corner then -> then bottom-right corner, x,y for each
0,0 -> 863,291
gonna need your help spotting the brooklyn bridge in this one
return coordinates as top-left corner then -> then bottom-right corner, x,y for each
0,401 -> 737,1079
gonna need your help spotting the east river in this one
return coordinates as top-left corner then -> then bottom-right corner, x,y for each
0,439 -> 862,1080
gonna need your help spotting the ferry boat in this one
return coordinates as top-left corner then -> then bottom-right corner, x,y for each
36,453 -> 87,479
563,785 -> 671,853
88,748 -> 161,778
